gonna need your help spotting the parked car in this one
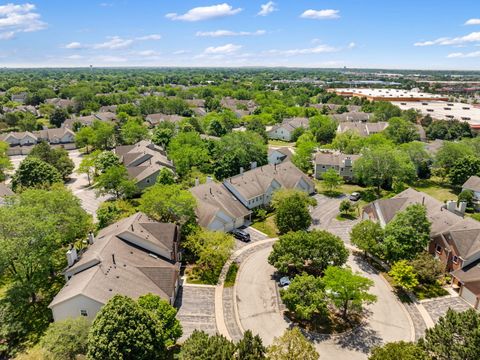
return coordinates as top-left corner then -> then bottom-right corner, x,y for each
279,276 -> 291,288
349,192 -> 361,201
230,228 -> 251,242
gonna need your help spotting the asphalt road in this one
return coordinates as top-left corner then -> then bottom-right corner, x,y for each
236,245 -> 412,359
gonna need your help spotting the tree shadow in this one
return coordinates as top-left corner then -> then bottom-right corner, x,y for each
335,325 -> 383,353
351,254 -> 380,275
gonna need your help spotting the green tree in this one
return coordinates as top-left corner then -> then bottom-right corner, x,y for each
400,141 -> 432,179
140,184 -> 196,226
331,130 -> 364,154
411,252 -> 445,284
40,317 -> 90,360
12,157 -> 62,191
323,266 -> 377,319
213,131 -> 268,180
168,132 -> 210,177
389,260 -> 419,291
448,155 -> 480,187
152,124 -> 175,148
96,199 -> 136,229
236,330 -> 266,360
75,126 -> 96,151
458,189 -> 475,209
246,117 -> 267,141
268,230 -> 348,275
179,330 -> 236,360
339,199 -> 353,215
354,145 -> 416,191
49,107 -> 69,128
419,309 -> 480,360
372,101 -> 402,122
91,120 -> 116,149
266,327 -> 319,360
309,115 -> 337,144
87,295 -> 166,360
292,132 -> 317,173
156,167 -> 175,185
273,189 -> 315,234
94,165 -> 136,199
384,117 -> 420,144
350,220 -> 384,256
383,204 -> 431,262
94,150 -> 120,173
0,141 -> 13,181
369,341 -> 429,360
28,141 -> 75,180
184,230 -> 235,284
121,118 -> 149,145
280,273 -> 327,321
435,141 -> 474,177
322,168 -> 344,193
77,151 -> 99,186
137,294 -> 183,348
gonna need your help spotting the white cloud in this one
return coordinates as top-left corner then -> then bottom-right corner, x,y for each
136,34 -> 161,41
66,54 -> 83,60
258,1 -> 277,16
204,43 -> 242,54
166,3 -> 242,22
99,2 -> 113,7
447,51 -> 480,58
270,44 -> 338,56
95,55 -> 127,63
136,50 -> 159,56
93,36 -> 133,49
465,18 -> 480,25
0,3 -> 47,39
173,50 -> 190,55
414,32 -> 480,46
348,42 -> 356,49
65,41 -> 84,49
300,9 -> 340,20
196,29 -> 265,37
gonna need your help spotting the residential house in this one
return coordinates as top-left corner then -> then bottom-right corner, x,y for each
11,92 -> 27,104
48,213 -> 181,321
268,148 -> 293,165
62,112 -> 117,130
45,98 -> 76,110
220,97 -> 257,118
463,176 -> 480,211
337,121 -> 389,137
99,105 -> 118,113
115,140 -> 175,190
314,151 -> 360,180
0,184 -> 14,205
190,180 -> 252,231
267,117 -> 309,141
331,112 -> 371,123
0,128 -> 76,155
424,139 -> 444,155
223,161 -> 315,210
145,113 -> 184,127
363,188 -> 480,309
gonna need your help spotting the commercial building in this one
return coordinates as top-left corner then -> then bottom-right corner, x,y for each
328,88 -> 448,102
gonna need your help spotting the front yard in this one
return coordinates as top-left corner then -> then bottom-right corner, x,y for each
251,215 -> 278,238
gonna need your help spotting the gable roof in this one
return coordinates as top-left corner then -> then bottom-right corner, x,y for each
226,161 -> 314,200
463,176 -> 480,192
190,182 -> 251,227
314,152 -> 360,166
337,121 -> 389,136
49,213 -> 179,308
269,117 -> 309,133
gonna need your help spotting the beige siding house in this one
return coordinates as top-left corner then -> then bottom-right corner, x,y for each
314,151 -> 360,180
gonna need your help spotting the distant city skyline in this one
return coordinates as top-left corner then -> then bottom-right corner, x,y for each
0,1 -> 480,69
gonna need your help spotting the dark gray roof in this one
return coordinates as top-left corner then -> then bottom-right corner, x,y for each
463,176 -> 480,192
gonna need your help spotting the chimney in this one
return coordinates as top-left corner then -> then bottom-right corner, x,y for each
112,254 -> 116,265
344,157 -> 352,168
458,201 -> 467,215
66,247 -> 78,267
240,167 -> 244,174
250,161 -> 257,169
195,177 -> 200,186
274,163 -> 277,171
131,224 -> 134,232
206,176 -> 213,183
88,231 -> 95,245
446,200 -> 457,213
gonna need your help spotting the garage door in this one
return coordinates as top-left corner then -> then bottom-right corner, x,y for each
461,286 -> 478,308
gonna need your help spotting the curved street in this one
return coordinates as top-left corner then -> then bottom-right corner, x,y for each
235,245 -> 413,360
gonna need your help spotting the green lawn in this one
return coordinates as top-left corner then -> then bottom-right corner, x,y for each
251,215 -> 278,238
267,139 -> 295,147
412,178 -> 458,203
224,262 -> 239,288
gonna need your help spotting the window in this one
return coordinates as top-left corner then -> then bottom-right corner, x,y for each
80,310 -> 88,317
436,245 -> 442,254
453,256 -> 458,264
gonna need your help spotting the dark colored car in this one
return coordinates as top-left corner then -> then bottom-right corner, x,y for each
231,228 -> 251,242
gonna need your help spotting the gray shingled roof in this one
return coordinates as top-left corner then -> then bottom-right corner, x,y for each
314,152 -> 360,166
463,176 -> 480,192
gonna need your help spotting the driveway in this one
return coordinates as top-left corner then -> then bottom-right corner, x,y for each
310,194 -> 360,244
236,245 -> 412,359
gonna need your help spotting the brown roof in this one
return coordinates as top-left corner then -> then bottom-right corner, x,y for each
452,261 -> 480,296
463,176 -> 480,192
49,213 -> 179,308
145,113 -> 184,126
226,161 -> 314,200
190,182 -> 251,227
269,117 -> 309,133
314,152 -> 360,166
337,121 -> 388,137
331,112 -> 371,122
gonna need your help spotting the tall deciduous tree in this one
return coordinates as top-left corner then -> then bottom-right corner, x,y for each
389,260 -> 419,291
322,168 -> 344,193
350,220 -> 384,256
268,230 -> 348,276
384,117 -> 420,144
87,295 -> 166,360
28,141 -> 75,180
273,189 -> 315,234
383,204 -> 431,262
266,327 -> 319,360
94,165 -> 136,199
448,155 -> 480,187
0,140 -> 13,181
168,132 -> 210,177
236,330 -> 266,360
179,330 -> 236,360
323,266 -> 377,319
11,157 -> 63,191
121,118 -> 149,145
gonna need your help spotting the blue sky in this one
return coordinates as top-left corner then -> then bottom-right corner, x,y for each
1,0 -> 480,69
